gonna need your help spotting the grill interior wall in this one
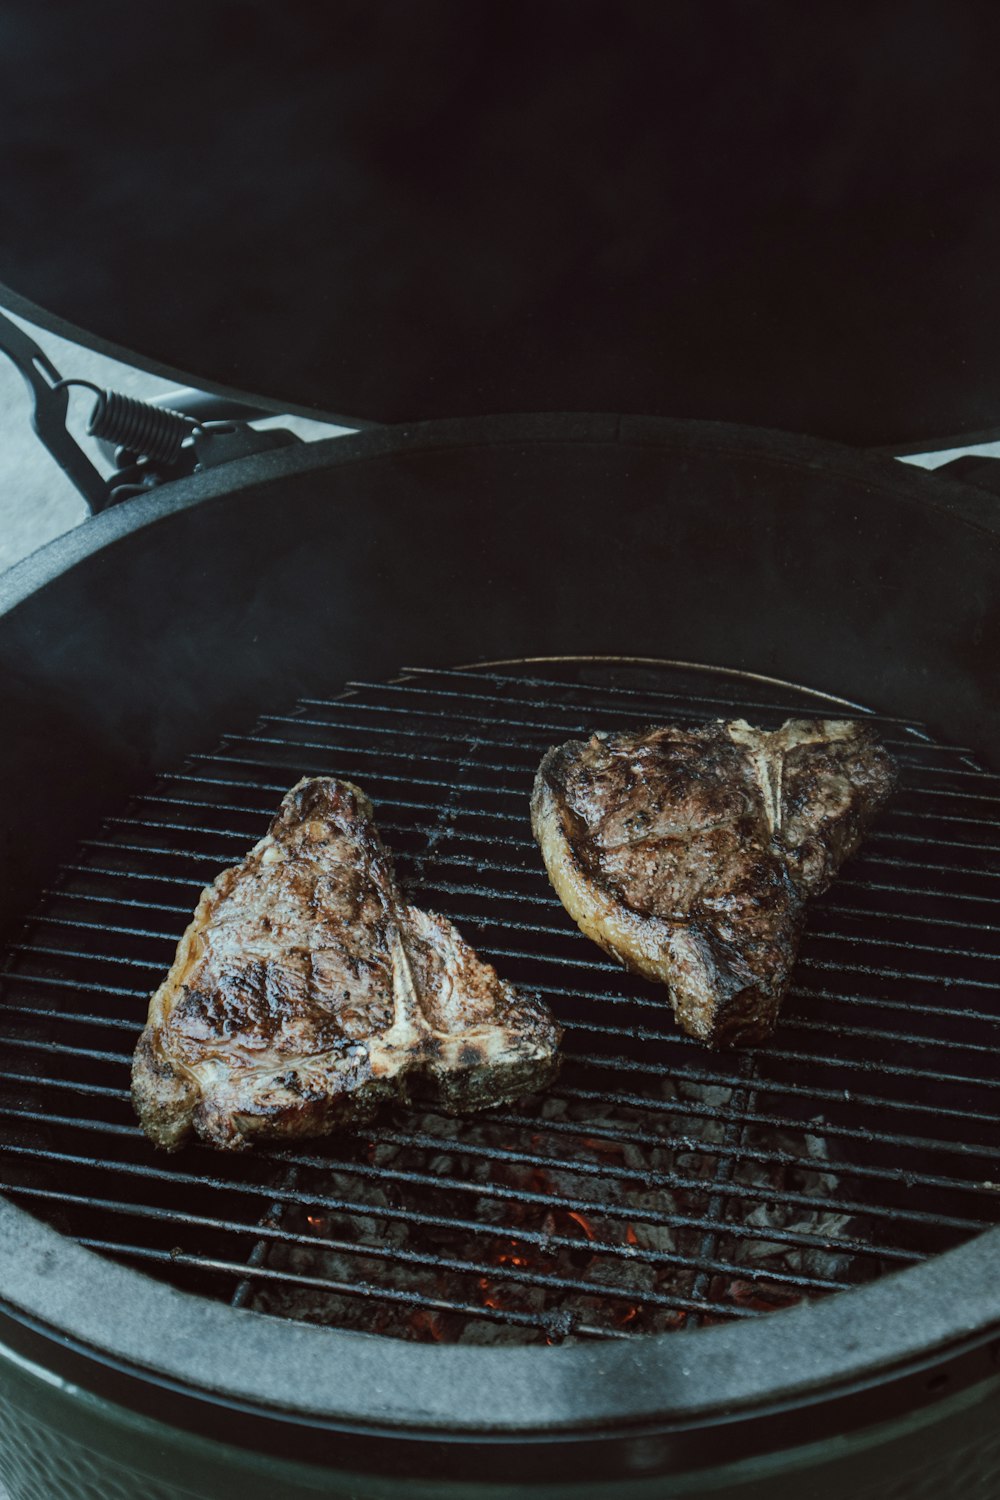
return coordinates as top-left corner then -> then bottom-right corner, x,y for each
0,661 -> 998,1343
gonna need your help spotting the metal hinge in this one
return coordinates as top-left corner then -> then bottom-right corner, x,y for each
0,310 -> 300,514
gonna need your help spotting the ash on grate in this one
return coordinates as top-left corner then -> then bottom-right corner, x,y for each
245,1080 -> 879,1344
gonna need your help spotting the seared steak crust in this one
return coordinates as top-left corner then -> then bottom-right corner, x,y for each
133,778 -> 561,1150
531,719 -> 897,1046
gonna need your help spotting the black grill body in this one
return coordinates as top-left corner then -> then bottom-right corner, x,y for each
1,414 -> 1000,1495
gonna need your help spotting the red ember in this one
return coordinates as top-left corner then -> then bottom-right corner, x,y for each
565,1211 -> 596,1240
408,1309 -> 444,1342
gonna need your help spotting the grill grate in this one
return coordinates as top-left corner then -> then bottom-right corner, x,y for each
2,659 -> 999,1344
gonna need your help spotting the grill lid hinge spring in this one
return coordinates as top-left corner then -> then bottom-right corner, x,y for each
0,308 -> 300,513
55,380 -> 199,467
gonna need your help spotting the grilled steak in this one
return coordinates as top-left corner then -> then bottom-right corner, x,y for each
133,777 -> 561,1150
531,718 -> 897,1046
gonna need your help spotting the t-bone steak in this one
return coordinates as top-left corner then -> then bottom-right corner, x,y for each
133,777 -> 561,1149
531,718 -> 897,1046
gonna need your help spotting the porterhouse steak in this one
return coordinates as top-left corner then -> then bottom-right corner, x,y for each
133,777 -> 561,1149
531,719 -> 897,1046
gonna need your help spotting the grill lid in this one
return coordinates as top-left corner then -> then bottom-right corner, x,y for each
2,2 -> 1000,444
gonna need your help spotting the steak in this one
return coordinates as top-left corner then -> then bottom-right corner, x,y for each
531,718 -> 897,1046
133,777 -> 561,1150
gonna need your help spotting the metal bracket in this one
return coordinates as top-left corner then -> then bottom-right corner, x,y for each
0,309 -> 109,513
0,309 -> 303,513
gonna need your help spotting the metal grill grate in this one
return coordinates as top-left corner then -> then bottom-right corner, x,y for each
2,659 -> 999,1344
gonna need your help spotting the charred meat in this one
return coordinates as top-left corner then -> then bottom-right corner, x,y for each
133,778 -> 561,1150
531,719 -> 897,1046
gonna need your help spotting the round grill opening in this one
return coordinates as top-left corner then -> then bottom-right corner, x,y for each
1,659 -> 997,1346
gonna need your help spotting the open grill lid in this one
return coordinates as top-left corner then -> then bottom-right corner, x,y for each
2,1 -> 1000,445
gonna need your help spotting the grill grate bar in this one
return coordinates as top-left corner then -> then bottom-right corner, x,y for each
553,1057 -> 1000,1124
131,786 -> 1000,861
68,832 -> 1000,912
230,1164 -> 299,1310
175,757 -> 525,800
820,902 -> 1000,936
888,805 -> 1000,828
0,1139 -> 926,1259
262,711 -> 940,772
40,889 -> 192,918
2,1020 -> 992,1138
315,673 -> 931,740
0,1069 -> 129,1099
397,663 -> 936,731
3,971 -> 148,1001
43,858 -> 1000,936
0,1034 -> 130,1065
80,1240 -> 758,1336
567,1044 -> 1000,1096
0,1003 -> 135,1033
9,946 -> 999,1092
356,668 -> 881,715
569,1008 -> 1000,1063
59,861 -> 208,890
214,723 -> 991,808
210,707 -> 981,799
10,943 -> 169,970
406,850 -> 1000,922
1,1185 -> 853,1297
0,1066 -> 990,1205
403,883 -> 1000,968
269,1142 -> 985,1234
491,1102 -> 1000,1169
17,916 -> 179,942
20,910 -> 1000,1005
77,1240 -> 620,1337
555,1077 -> 995,1143
6,997 -> 998,1129
95,796 -> 1000,893
361,1121 -> 998,1200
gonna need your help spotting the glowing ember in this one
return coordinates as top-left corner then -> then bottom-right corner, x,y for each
582,1135 -> 627,1160
477,1276 -> 506,1312
408,1309 -> 444,1342
565,1211 -> 596,1241
495,1242 -> 529,1268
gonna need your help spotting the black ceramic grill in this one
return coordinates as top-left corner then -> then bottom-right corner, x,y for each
1,659 -> 998,1347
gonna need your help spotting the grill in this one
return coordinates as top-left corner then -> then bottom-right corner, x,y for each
1,657 -> 998,1348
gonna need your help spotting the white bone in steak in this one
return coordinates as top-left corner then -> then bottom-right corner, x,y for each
133,778 -> 561,1150
531,719 -> 897,1047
